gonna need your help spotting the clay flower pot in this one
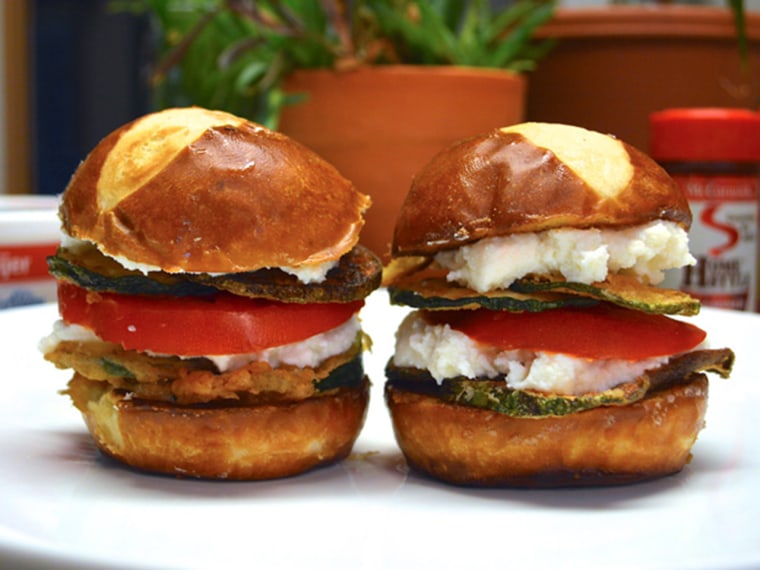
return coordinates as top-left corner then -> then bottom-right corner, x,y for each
279,65 -> 526,260
527,6 -> 760,153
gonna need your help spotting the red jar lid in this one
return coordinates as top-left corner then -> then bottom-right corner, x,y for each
649,108 -> 760,162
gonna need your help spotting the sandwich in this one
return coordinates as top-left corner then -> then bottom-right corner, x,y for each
383,122 -> 735,487
41,107 -> 382,480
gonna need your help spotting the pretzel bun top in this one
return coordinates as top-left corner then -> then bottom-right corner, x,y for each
392,122 -> 691,257
61,107 -> 371,273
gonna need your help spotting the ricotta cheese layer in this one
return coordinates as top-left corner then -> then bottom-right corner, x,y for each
392,312 -> 669,395
40,315 -> 361,373
434,220 -> 695,293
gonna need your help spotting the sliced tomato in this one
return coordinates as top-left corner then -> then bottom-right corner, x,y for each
58,281 -> 363,356
424,304 -> 706,360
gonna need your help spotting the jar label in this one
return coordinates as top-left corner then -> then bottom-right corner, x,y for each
0,243 -> 58,309
672,174 -> 758,311
0,243 -> 57,283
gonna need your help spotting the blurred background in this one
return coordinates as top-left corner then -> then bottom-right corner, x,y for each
1,0 -> 758,198
2,0 -> 151,198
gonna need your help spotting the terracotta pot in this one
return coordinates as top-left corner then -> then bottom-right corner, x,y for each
279,66 -> 526,260
527,6 -> 760,153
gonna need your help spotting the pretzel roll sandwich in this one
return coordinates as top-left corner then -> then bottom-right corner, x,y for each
383,122 -> 735,487
41,107 -> 382,480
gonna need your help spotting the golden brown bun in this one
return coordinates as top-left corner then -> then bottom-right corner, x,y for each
385,377 -> 708,487
68,375 -> 370,480
392,122 -> 691,256
61,107 -> 371,273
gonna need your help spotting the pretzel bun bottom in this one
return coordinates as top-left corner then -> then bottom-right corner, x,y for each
385,376 -> 708,487
69,375 -> 370,480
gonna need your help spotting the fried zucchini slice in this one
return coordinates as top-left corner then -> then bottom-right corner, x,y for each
382,255 -> 431,286
386,363 -> 649,417
511,273 -> 701,316
50,337 -> 366,405
387,266 -> 595,311
385,258 -> 700,315
49,243 -> 382,302
443,378 -> 648,417
646,347 -> 734,386
385,347 -> 734,418
49,245 -> 214,296
197,245 -> 383,303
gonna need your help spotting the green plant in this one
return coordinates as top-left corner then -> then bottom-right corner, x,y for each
729,0 -> 749,68
133,0 -> 556,127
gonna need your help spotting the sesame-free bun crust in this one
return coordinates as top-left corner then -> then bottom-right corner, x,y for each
385,376 -> 708,487
62,107 -> 371,273
69,375 -> 370,480
392,123 -> 691,256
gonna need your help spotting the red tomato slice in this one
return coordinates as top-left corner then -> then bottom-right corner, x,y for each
58,281 -> 363,356
424,304 -> 706,360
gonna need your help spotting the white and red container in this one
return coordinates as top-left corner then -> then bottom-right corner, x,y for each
650,108 -> 760,312
0,196 -> 60,309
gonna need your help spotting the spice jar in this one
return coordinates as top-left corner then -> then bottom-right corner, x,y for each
0,195 -> 60,309
650,108 -> 760,312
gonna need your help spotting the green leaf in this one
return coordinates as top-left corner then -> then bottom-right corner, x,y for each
487,1 -> 556,69
439,0 -> 466,32
234,61 -> 268,95
729,0 -> 748,71
131,0 -> 557,124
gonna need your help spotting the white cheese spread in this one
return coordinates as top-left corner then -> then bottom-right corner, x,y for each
109,252 -> 337,283
38,319 -> 100,354
392,311 -> 668,395
434,220 -> 695,293
279,260 -> 339,284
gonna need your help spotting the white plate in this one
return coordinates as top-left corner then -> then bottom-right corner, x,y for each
1,291 -> 759,570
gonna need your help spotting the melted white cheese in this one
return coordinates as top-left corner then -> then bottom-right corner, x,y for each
279,259 -> 339,284
38,319 -> 100,354
40,316 -> 361,373
434,220 -> 695,293
109,250 -> 338,283
392,312 -> 669,396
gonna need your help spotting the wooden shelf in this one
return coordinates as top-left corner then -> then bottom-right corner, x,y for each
2,0 -> 31,195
